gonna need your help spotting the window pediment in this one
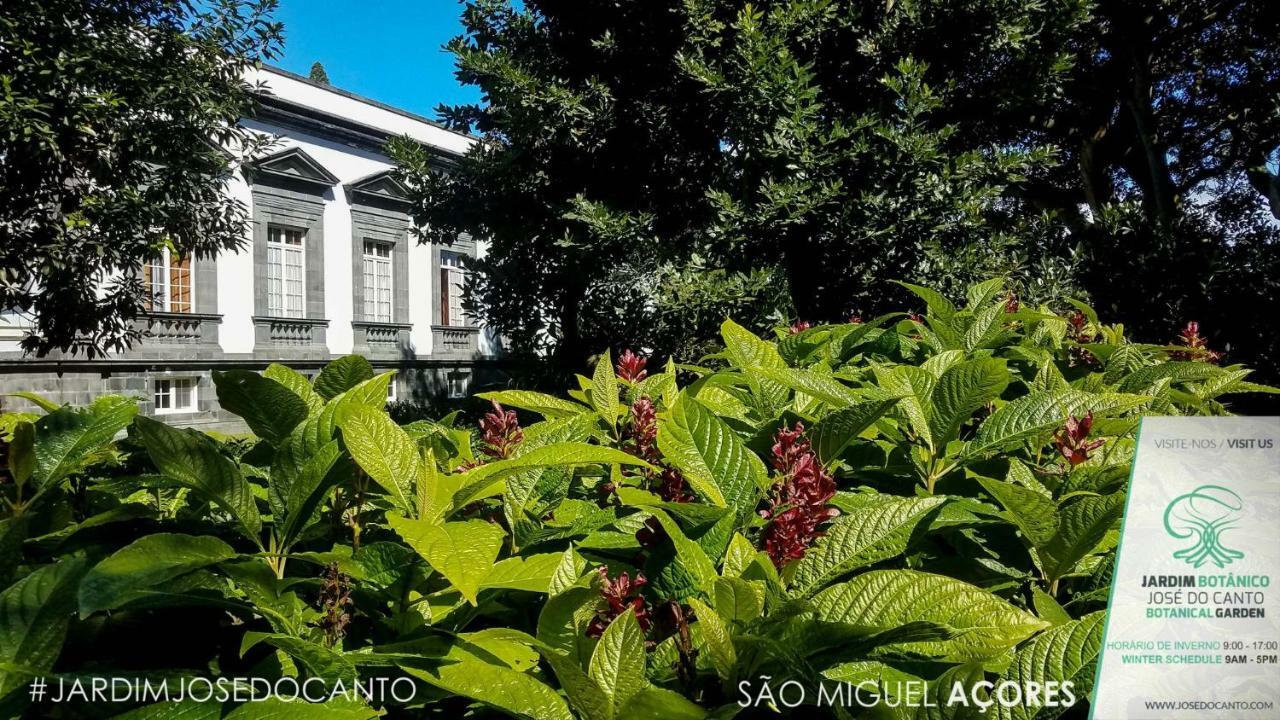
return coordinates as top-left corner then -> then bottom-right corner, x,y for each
346,170 -> 410,204
249,147 -> 339,187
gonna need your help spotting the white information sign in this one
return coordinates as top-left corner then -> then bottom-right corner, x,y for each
1091,416 -> 1279,719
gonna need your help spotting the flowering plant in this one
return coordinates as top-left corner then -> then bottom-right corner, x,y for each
0,278 -> 1273,718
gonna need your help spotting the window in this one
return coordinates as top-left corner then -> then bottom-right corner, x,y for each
143,248 -> 192,313
447,372 -> 469,399
386,376 -> 398,402
267,225 -> 305,318
154,377 -> 198,414
362,240 -> 393,322
440,251 -> 468,327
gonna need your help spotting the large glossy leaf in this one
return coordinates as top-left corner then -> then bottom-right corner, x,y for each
656,393 -> 765,512
752,366 -> 859,406
646,509 -> 719,599
478,390 -> 589,418
928,358 -> 1009,447
387,515 -> 505,604
0,558 -> 88,696
591,350 -> 620,430
338,405 -> 418,513
968,391 -> 1149,457
720,319 -> 788,411
688,598 -> 735,681
222,698 -> 381,719
453,443 -> 654,507
78,534 -> 235,616
894,281 -> 956,319
480,553 -> 566,593
1040,493 -> 1125,584
241,632 -> 356,682
589,609 -> 647,717
134,416 -> 261,543
792,496 -> 945,595
809,397 -> 901,463
995,612 -> 1106,720
403,659 -> 574,720
976,477 -> 1059,549
313,355 -> 375,400
34,395 -> 137,486
264,362 -> 324,411
273,439 -> 344,546
212,370 -> 309,444
811,570 -> 1049,661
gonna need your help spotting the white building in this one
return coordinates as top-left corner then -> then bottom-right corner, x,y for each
0,67 -> 498,430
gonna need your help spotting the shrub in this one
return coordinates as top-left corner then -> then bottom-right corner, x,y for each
0,278 -> 1272,718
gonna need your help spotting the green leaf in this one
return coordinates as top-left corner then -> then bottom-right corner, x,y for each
222,698 -> 381,720
963,299 -> 1007,351
720,319 -> 788,411
7,391 -> 61,413
212,370 -> 309,444
1040,494 -> 1125,584
453,443 -> 654,507
110,699 -> 222,720
387,515 -> 505,604
134,416 -> 261,543
537,586 -> 598,666
976,477 -> 1059,550
893,281 -> 956,318
591,351 -> 621,430
264,363 -> 325,411
688,597 -> 735,681
969,391 -> 1149,457
338,405 -> 418,512
8,421 -> 34,488
478,390 -> 589,418
589,609 -> 647,716
809,398 -> 901,463
626,686 -> 708,720
78,534 -> 235,616
995,612 -> 1106,720
713,577 -> 763,622
34,395 -> 137,486
274,440 -> 344,546
480,553 -> 566,593
657,392 -> 765,512
241,632 -> 357,683
752,366 -> 859,406
403,659 -> 574,720
647,509 -> 719,599
313,356 -> 375,400
792,496 -> 946,595
0,558 -> 87,696
811,570 -> 1049,661
928,358 -> 1009,447
538,647 -> 613,720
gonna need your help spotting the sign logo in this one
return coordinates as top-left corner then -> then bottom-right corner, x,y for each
1162,485 -> 1245,568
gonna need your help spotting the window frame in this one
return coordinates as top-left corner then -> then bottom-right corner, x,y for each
362,239 -> 394,323
153,376 -> 199,415
143,247 -> 194,314
439,250 -> 468,328
266,224 -> 307,319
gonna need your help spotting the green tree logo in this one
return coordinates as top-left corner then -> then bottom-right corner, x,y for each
1163,485 -> 1245,568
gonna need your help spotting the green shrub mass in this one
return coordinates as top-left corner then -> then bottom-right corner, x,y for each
0,279 -> 1274,719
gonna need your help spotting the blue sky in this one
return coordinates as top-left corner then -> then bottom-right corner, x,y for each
272,0 -> 481,119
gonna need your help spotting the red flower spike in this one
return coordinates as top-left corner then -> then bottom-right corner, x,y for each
586,567 -> 652,638
789,320 -> 811,335
615,349 -> 649,383
760,422 -> 838,568
1170,321 -> 1223,364
624,397 -> 659,463
1053,412 -> 1105,467
1004,292 -> 1020,314
478,401 -> 522,461
848,315 -> 864,324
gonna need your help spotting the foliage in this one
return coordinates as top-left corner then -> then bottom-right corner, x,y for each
0,0 -> 282,357
394,0 -> 1280,394
1,279 -> 1275,718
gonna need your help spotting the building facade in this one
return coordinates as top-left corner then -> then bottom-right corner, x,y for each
0,67 -> 498,431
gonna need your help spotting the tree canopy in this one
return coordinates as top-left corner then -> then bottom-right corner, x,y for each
0,0 -> 282,357
394,0 -> 1280,389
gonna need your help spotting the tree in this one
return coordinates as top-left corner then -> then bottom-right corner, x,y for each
395,1 -> 1084,369
0,0 -> 282,357
309,61 -> 330,84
